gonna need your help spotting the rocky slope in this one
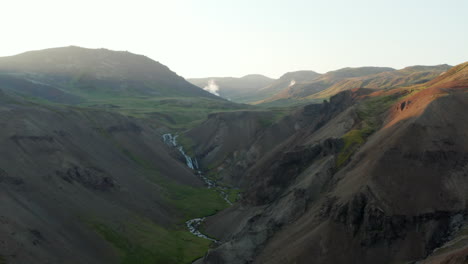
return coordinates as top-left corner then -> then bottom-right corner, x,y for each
310,64 -> 451,99
258,65 -> 453,107
257,67 -> 394,106
188,62 -> 468,264
0,89 -> 228,264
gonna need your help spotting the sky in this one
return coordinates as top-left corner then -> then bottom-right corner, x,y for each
1,0 -> 467,78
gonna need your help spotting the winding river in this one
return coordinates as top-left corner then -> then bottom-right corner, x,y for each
162,133 -> 232,242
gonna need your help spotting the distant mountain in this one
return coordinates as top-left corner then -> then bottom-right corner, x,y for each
308,64 -> 452,99
0,46 -> 219,101
423,62 -> 468,89
188,74 -> 274,103
250,70 -> 322,103
257,67 -> 394,105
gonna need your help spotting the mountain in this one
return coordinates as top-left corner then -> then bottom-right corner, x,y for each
188,74 -> 274,103
0,46 -> 217,99
309,64 -> 452,99
257,67 -> 394,106
0,46 -> 244,129
181,62 -> 468,264
248,70 -> 322,103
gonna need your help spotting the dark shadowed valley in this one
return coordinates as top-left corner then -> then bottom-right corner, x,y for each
0,46 -> 467,264
1,2 -> 468,263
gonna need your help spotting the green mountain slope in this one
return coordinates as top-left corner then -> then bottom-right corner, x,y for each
0,46 -> 246,129
0,46 -> 215,98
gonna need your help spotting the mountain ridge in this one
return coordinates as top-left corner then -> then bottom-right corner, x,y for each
0,46 -> 219,99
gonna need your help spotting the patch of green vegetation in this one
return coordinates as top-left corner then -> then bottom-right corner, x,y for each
226,188 -> 242,203
162,180 -> 228,219
90,218 -> 212,264
0,255 -> 6,264
336,129 -> 371,168
356,93 -> 400,131
79,96 -> 248,130
117,148 -> 228,219
336,92 -> 407,168
257,109 -> 290,128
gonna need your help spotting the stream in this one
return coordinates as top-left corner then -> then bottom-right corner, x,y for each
162,133 -> 232,242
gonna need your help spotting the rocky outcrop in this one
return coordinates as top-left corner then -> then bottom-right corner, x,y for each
0,168 -> 24,186
246,138 -> 342,205
56,166 -> 116,191
322,191 -> 466,251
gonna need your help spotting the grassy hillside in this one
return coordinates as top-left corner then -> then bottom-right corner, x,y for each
0,46 -> 251,130
0,46 -> 215,98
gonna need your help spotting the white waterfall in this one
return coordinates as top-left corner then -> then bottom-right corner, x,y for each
162,133 -> 178,146
178,146 -> 195,169
162,132 -> 234,241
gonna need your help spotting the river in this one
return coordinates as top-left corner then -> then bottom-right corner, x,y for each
162,133 -> 232,242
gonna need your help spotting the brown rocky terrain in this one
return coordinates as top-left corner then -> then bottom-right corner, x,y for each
188,62 -> 468,264
257,67 -> 394,105
258,65 -> 451,106
310,64 -> 451,100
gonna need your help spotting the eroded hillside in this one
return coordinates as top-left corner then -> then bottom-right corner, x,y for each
0,92 -> 230,264
187,62 -> 468,264
1,46 -> 466,264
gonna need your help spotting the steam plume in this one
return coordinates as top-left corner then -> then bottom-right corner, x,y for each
203,79 -> 220,96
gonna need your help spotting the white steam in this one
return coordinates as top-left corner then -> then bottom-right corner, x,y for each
203,79 -> 220,96
288,80 -> 296,88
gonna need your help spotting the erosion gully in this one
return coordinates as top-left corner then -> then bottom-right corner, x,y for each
162,133 -> 233,243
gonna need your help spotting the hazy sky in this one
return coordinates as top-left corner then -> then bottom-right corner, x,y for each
2,0 -> 467,78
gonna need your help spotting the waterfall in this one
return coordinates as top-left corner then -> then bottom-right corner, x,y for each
161,133 -> 234,241
178,146 -> 194,169
162,133 -> 199,169
162,133 -> 177,146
